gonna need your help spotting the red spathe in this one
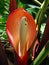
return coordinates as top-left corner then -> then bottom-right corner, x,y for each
6,8 -> 36,65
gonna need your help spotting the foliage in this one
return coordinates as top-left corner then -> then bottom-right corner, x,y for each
0,0 -> 49,65
0,0 -> 49,40
0,0 -> 9,40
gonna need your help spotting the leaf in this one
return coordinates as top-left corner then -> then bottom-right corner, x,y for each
0,0 -> 9,40
26,5 -> 39,18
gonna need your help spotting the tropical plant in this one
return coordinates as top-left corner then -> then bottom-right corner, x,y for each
0,0 -> 49,65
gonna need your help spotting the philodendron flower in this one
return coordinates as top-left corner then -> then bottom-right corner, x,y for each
6,8 -> 36,65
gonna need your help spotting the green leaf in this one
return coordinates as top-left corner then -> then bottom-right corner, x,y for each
26,5 -> 39,18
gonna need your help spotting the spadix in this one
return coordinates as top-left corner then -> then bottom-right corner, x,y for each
19,16 -> 28,57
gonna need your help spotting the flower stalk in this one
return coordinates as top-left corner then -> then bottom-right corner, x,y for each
9,0 -> 17,13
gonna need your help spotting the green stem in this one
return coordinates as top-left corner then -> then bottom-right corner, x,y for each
33,0 -> 41,6
35,0 -> 49,35
31,40 -> 49,65
32,0 -> 41,6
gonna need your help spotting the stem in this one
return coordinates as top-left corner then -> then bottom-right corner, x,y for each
9,0 -> 17,13
35,0 -> 49,37
38,17 -> 49,56
33,0 -> 41,6
31,40 -> 49,65
32,0 -> 41,6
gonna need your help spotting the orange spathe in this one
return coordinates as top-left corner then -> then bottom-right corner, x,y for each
6,8 -> 36,58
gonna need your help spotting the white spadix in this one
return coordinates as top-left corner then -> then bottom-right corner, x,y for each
18,16 -> 28,57
20,16 -> 28,44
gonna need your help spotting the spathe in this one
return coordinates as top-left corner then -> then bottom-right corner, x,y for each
6,8 -> 36,65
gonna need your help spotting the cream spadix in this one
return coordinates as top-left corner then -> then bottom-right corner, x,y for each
19,16 -> 28,57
